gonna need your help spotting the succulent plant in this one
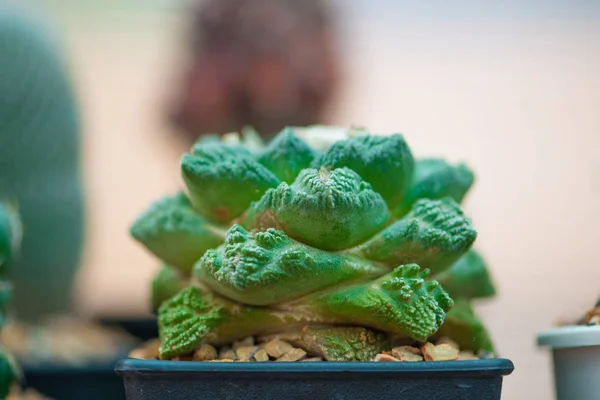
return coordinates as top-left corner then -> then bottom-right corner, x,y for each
0,6 -> 85,322
0,203 -> 23,396
131,126 -> 497,360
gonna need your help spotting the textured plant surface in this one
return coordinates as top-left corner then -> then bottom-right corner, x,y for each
131,126 -> 497,360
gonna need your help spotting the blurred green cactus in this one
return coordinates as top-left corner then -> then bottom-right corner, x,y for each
131,127 -> 497,359
0,5 -> 84,322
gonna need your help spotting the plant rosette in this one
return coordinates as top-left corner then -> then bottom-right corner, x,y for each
121,126 -> 514,400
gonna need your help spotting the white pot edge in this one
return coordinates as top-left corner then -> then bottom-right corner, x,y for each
537,325 -> 600,350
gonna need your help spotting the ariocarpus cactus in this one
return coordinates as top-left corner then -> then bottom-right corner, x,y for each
131,126 -> 496,360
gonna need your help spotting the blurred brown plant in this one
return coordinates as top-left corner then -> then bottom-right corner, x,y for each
170,0 -> 341,143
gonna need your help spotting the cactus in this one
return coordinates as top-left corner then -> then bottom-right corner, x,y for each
0,203 -> 23,396
131,127 -> 497,360
0,5 -> 85,322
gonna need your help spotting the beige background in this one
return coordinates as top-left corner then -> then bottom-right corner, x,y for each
35,1 -> 600,399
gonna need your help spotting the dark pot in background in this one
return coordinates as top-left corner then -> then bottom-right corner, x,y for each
116,358 -> 514,400
18,318 -> 149,400
22,358 -> 128,400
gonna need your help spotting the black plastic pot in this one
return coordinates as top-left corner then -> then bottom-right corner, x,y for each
12,319 -> 144,400
22,359 -> 127,400
116,358 -> 514,400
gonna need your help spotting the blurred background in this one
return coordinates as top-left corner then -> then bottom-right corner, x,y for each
3,0 -> 600,398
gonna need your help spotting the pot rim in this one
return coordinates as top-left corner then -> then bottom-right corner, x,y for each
537,325 -> 600,349
115,357 -> 514,377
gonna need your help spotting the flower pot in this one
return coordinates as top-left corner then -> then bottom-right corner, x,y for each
22,360 -> 127,400
7,319 -> 140,400
115,358 -> 514,400
537,325 -> 600,400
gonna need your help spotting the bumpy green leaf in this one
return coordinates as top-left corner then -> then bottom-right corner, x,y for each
395,158 -> 474,217
243,167 -> 390,250
158,287 -> 230,359
130,192 -> 225,273
304,264 -> 453,342
257,127 -> 318,183
157,287 -> 317,358
434,299 -> 494,352
181,142 -> 280,222
351,198 -> 476,274
151,266 -> 187,311
195,225 -> 388,305
316,134 -> 414,209
0,202 -> 21,273
278,327 -> 390,361
434,249 -> 496,300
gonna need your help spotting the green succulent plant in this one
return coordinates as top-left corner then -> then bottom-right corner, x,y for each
0,203 -> 21,275
131,126 -> 497,360
0,203 -> 23,394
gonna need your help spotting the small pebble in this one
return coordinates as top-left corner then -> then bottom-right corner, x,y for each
584,304 -> 600,324
276,348 -> 307,362
254,349 -> 270,362
236,346 -> 258,361
144,339 -> 161,359
374,353 -> 400,362
193,344 -> 218,361
265,339 -> 294,358
421,343 -> 458,361
219,347 -> 237,360
128,348 -> 148,360
477,350 -> 495,359
435,337 -> 459,350
391,346 -> 423,362
392,346 -> 420,355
